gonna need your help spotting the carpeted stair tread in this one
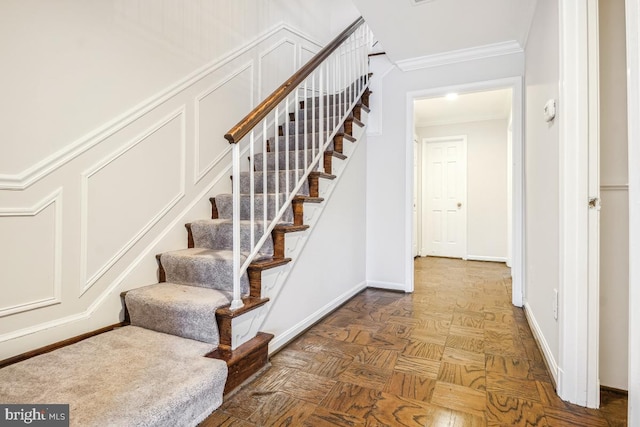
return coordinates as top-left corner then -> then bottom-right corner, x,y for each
0,326 -> 227,427
214,193 -> 294,222
253,149 -> 322,172
268,133 -> 336,152
284,119 -> 344,135
160,248 -> 250,294
238,169 -> 309,195
126,283 -> 231,345
189,218 -> 274,254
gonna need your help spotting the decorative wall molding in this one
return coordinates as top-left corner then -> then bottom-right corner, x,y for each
258,38 -> 297,101
79,107 -> 186,295
0,158 -> 235,345
0,188 -> 63,317
0,22 -> 321,191
194,61 -> 254,184
395,40 -> 523,72
300,45 -> 319,66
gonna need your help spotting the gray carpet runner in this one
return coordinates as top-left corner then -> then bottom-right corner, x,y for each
125,283 -> 231,345
0,326 -> 227,427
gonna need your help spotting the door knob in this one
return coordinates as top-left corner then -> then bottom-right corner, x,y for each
457,202 -> 462,208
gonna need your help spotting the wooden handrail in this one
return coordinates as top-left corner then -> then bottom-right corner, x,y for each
224,16 -> 365,144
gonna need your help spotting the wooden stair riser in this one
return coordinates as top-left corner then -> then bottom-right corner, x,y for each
215,297 -> 269,348
206,332 -> 273,394
272,223 -> 311,259
323,151 -> 347,175
362,88 -> 371,108
247,258 -> 291,298
156,254 -> 166,283
209,197 -> 220,219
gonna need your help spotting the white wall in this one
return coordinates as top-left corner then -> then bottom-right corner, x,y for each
417,119 -> 509,261
365,52 -> 523,291
523,0 -> 560,379
599,0 -> 629,391
0,0 -> 360,360
265,133 -> 368,352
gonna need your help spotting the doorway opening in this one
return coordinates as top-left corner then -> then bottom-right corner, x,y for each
405,77 -> 524,307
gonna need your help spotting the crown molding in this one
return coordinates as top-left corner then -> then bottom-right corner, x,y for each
395,40 -> 523,72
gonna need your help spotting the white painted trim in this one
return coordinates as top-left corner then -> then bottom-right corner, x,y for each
194,62 -> 254,184
268,280 -> 367,354
300,45 -> 320,66
600,184 -> 629,191
79,107 -> 187,296
0,188 -> 63,317
406,77 -> 525,306
557,0 -> 599,407
366,280 -> 408,292
524,302 -> 559,383
466,255 -> 508,263
0,156 -> 236,345
396,41 -> 523,72
625,0 -> 640,423
0,23 -> 321,191
258,38 -> 297,101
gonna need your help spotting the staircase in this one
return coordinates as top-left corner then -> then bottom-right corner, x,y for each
125,86 -> 371,390
0,17 -> 372,426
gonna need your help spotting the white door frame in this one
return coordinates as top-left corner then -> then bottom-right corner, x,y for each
557,0 -> 600,407
405,76 -> 524,307
625,0 -> 640,422
420,136 -> 468,259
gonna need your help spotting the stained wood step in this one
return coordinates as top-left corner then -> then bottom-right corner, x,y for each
215,296 -> 270,350
206,332 -> 273,394
324,150 -> 348,175
273,223 -> 311,258
247,257 -> 292,297
291,195 -> 323,225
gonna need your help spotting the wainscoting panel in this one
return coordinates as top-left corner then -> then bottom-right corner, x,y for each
0,189 -> 62,317
195,63 -> 253,184
259,39 -> 296,101
80,108 -> 186,294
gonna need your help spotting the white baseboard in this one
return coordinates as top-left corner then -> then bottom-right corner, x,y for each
268,280 -> 367,354
366,280 -> 409,292
466,255 -> 508,263
524,302 -> 559,383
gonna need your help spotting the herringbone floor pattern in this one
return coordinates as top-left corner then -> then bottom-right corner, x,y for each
203,257 -> 627,426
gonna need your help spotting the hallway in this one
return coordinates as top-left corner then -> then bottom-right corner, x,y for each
203,257 -> 627,426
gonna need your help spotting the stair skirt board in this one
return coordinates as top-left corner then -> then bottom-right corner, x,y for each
0,326 -> 227,427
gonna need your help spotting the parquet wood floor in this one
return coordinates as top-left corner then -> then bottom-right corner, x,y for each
202,257 -> 628,426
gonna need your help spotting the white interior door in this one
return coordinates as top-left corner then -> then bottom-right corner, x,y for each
422,136 -> 467,258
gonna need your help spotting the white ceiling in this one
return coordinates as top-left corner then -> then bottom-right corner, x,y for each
414,88 -> 512,127
351,0 -> 538,62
